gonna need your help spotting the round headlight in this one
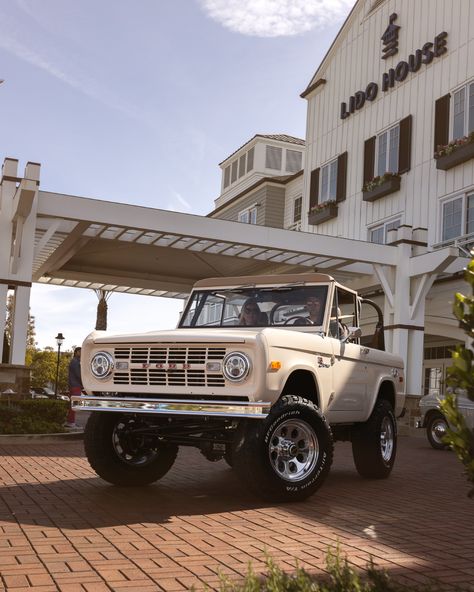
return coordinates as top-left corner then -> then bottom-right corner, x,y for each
91,352 -> 114,380
223,352 -> 251,382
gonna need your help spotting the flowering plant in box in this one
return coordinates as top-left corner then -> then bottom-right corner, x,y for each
435,132 -> 474,158
309,199 -> 336,214
362,172 -> 400,193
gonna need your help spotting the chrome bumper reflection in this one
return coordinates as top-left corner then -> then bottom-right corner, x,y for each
71,395 -> 270,418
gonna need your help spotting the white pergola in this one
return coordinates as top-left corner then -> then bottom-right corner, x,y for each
0,158 -> 465,398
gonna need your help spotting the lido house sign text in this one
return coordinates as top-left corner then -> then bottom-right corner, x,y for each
340,25 -> 447,120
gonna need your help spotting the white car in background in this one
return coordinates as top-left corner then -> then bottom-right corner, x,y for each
417,392 -> 474,449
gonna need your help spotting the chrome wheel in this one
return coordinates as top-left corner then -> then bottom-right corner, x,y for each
429,417 -> 447,446
380,415 -> 394,462
268,418 -> 319,482
112,420 -> 159,466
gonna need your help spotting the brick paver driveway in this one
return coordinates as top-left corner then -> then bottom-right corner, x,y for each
0,435 -> 473,592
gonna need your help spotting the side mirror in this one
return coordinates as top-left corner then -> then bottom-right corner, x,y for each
342,327 -> 362,342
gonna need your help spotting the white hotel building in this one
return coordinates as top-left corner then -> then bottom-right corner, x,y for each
210,0 -> 473,419
0,0 -> 472,418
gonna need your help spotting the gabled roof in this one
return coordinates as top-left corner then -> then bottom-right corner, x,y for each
219,134 -> 305,166
301,0 -> 368,98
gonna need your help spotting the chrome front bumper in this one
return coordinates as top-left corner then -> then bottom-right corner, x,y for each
71,395 -> 271,419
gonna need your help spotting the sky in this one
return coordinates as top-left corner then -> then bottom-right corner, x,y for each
0,0 -> 356,351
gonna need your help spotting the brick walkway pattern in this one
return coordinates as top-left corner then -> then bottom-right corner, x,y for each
0,436 -> 473,592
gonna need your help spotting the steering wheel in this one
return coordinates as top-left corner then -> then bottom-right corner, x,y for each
284,316 -> 313,326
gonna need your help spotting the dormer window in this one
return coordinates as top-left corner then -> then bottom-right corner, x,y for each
266,146 -> 282,170
223,146 -> 255,190
286,150 -> 302,173
247,148 -> 254,172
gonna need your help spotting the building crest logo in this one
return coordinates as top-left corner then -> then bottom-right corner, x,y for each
381,13 -> 400,59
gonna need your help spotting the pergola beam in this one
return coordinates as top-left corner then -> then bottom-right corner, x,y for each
37,191 -> 398,268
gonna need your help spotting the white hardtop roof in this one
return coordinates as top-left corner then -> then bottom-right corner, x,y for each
193,272 -> 335,289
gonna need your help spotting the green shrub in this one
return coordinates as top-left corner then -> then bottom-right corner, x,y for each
0,399 -> 68,434
440,253 -> 474,497
215,550 -> 463,592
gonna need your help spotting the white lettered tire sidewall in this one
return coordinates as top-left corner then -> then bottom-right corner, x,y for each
233,395 -> 333,502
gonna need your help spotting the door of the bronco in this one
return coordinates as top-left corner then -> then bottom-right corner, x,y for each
327,288 -> 368,421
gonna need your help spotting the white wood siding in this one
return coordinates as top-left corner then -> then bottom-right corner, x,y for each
303,0 -> 474,247
283,176 -> 304,229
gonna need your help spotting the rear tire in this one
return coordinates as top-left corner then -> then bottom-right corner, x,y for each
426,412 -> 449,450
352,399 -> 397,478
233,395 -> 333,502
84,412 -> 178,486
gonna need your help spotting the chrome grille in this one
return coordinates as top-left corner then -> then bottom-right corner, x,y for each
113,346 -> 226,387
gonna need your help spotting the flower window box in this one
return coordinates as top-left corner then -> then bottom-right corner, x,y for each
308,201 -> 338,225
435,138 -> 474,171
362,174 -> 401,203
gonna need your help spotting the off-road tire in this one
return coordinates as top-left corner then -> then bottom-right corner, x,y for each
84,412 -> 178,486
233,395 -> 333,502
426,412 -> 449,450
352,399 -> 397,478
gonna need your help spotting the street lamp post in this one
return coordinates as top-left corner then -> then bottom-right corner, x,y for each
54,333 -> 65,397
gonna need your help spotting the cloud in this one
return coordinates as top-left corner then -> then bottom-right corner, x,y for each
199,0 -> 355,37
166,191 -> 193,213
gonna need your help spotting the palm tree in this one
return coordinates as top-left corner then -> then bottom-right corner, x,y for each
94,290 -> 112,331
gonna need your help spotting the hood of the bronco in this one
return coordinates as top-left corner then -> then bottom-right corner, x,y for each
84,328 -> 265,345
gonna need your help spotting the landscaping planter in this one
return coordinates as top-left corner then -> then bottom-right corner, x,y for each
362,175 -> 401,202
308,203 -> 338,225
435,142 -> 474,170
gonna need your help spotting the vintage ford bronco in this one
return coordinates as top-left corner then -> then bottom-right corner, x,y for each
72,273 -> 405,502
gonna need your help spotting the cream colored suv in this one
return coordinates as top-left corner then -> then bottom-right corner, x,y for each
73,273 -> 405,502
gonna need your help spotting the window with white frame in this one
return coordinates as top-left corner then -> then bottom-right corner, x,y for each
320,158 -> 338,203
441,193 -> 474,242
293,196 -> 302,223
452,82 -> 474,140
286,150 -> 302,173
238,154 -> 246,178
222,147 -> 255,190
376,125 -> 399,177
247,147 -> 254,172
369,217 -> 401,244
238,206 -> 257,225
223,166 -> 230,188
265,145 -> 282,170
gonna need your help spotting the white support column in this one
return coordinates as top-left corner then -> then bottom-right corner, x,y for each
10,285 -> 31,364
0,159 -> 39,371
377,236 -> 459,401
373,264 -> 395,352
390,238 -> 413,385
375,227 -> 429,400
0,283 -> 8,362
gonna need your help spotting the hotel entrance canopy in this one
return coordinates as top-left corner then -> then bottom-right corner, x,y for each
33,190 -> 402,298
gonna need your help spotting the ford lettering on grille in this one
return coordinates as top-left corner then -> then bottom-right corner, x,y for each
113,346 -> 226,387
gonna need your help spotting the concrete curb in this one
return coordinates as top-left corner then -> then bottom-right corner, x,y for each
0,430 -> 84,444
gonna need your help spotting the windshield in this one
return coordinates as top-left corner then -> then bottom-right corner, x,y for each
179,285 -> 329,328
